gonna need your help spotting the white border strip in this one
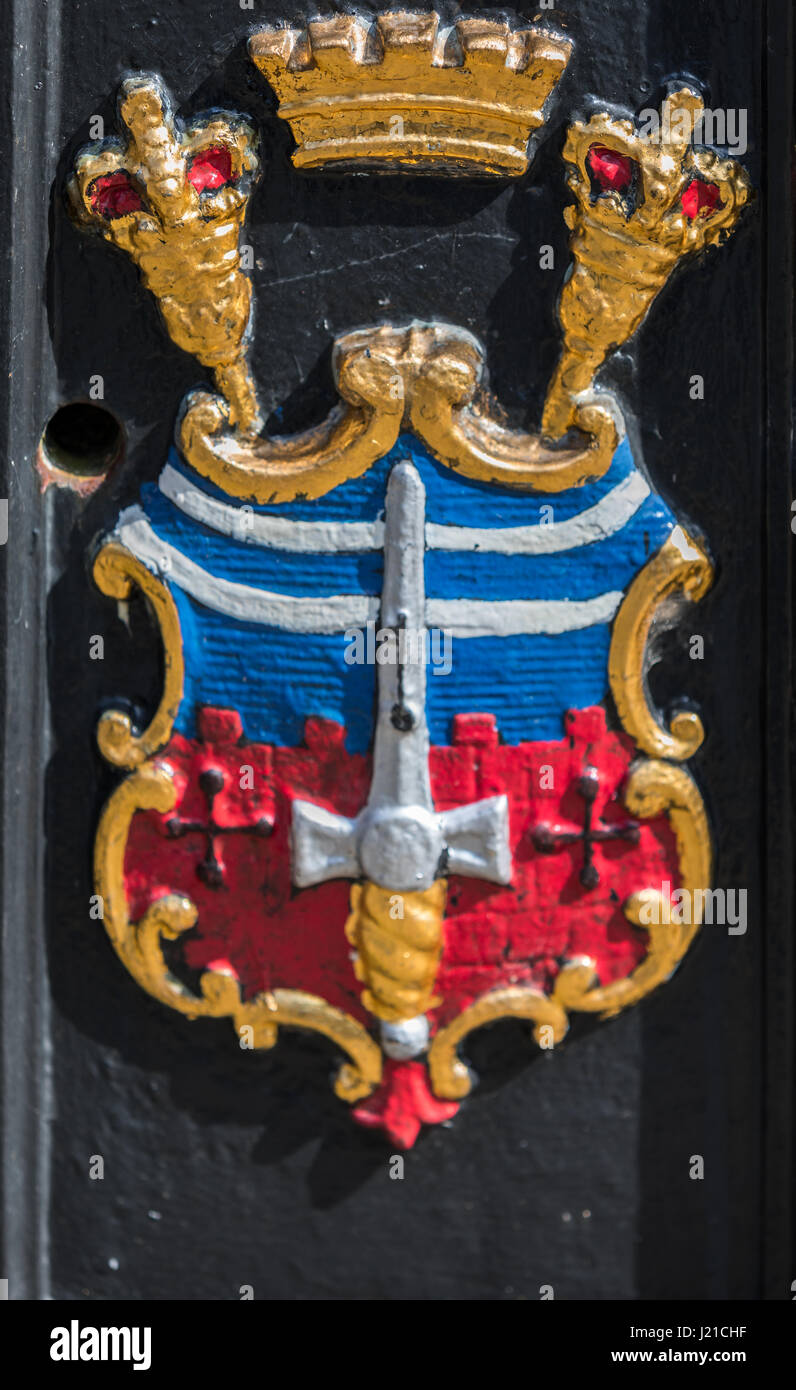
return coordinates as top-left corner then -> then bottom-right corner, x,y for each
159,462 -> 650,556
117,509 -> 624,638
427,471 -> 650,554
159,463 -> 384,552
428,592 -> 623,637
116,509 -> 378,633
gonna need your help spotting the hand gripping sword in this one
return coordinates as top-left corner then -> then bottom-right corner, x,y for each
290,461 -> 512,1059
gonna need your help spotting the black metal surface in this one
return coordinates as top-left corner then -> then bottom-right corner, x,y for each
1,0 -> 792,1300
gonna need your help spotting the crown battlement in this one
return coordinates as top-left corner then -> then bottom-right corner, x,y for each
249,11 -> 572,177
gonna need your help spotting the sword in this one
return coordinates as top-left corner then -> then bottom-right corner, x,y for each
291,460 -> 512,1058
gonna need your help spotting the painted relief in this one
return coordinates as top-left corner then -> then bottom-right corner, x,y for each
67,13 -> 750,1147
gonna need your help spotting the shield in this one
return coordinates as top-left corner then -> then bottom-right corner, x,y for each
93,320 -> 712,1148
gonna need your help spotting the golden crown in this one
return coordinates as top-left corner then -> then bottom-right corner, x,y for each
68,76 -> 262,433
249,11 -> 572,177
542,88 -> 752,436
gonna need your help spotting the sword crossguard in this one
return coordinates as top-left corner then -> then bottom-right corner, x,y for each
291,793 -> 512,893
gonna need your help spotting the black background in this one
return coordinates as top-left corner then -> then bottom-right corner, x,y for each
1,0 -> 792,1301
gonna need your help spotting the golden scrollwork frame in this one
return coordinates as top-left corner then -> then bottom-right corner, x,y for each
178,322 -> 619,504
608,525 -> 714,760
93,541 -> 185,770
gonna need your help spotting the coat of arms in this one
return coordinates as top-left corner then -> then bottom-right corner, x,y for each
67,13 -> 750,1146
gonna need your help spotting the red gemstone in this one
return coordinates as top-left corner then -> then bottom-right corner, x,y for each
90,171 -> 143,219
587,143 -> 635,194
187,146 -> 233,193
681,178 -> 723,220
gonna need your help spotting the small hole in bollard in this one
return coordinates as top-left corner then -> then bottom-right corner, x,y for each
40,402 -> 123,479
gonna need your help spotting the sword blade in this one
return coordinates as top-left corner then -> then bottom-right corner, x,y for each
368,460 -> 432,813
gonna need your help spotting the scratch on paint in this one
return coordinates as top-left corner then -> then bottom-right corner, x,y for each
263,230 -> 516,291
